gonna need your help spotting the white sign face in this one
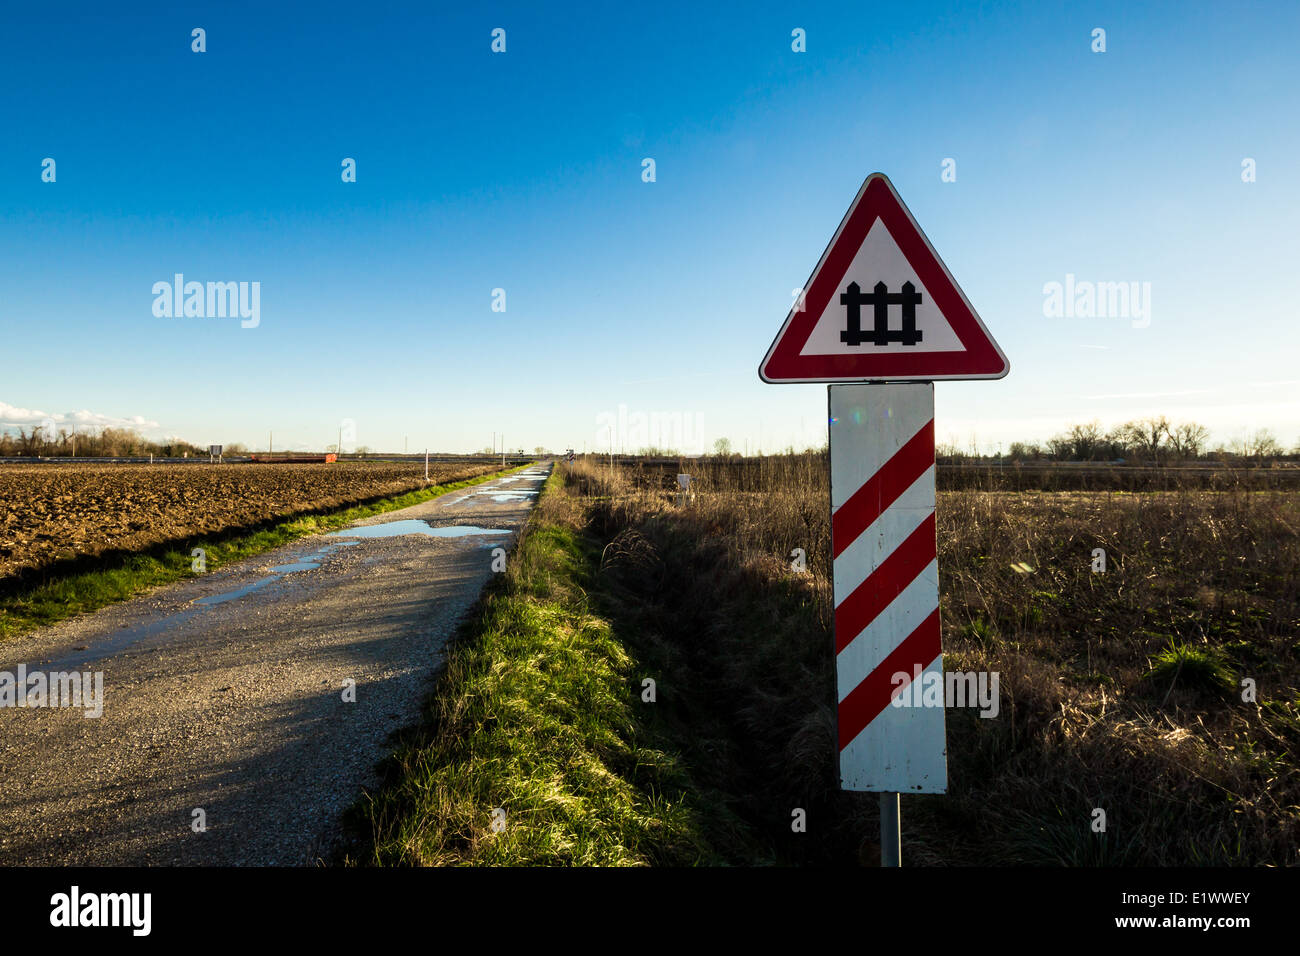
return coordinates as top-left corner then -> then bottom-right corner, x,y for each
209,445 -> 223,456
798,218 -> 966,357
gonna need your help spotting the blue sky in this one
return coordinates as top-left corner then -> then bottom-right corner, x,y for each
2,1 -> 1297,454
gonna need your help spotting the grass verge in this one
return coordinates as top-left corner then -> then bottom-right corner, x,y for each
342,468 -> 759,866
0,466 -> 527,641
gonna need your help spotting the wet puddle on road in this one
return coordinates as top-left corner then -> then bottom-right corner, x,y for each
38,608 -> 203,672
195,576 -> 278,606
327,521 -> 511,539
268,561 -> 321,573
33,515 -> 524,668
472,491 -> 538,502
198,541 -> 363,603
267,541 -> 359,573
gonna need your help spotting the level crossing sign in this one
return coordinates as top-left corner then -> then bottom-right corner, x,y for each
759,172 -> 1008,863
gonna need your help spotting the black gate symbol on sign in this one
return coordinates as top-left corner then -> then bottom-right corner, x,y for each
839,281 -> 924,347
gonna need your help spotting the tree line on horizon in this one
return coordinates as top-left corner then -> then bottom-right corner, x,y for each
0,424 -> 556,459
944,416 -> 1295,464
4,419 -> 1295,464
0,426 -> 206,459
703,417 -> 1296,464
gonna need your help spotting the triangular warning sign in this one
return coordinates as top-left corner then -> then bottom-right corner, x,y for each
759,173 -> 1008,383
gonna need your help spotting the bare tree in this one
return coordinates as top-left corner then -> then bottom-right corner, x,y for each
1067,420 -> 1104,460
1125,416 -> 1170,463
713,437 -> 733,457
1246,428 -> 1281,461
1046,433 -> 1073,460
1167,422 -> 1210,460
1101,424 -> 1132,460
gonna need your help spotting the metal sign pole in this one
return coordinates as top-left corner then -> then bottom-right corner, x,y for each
881,792 -> 901,867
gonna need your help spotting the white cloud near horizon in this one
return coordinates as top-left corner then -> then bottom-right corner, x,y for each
0,401 -> 160,432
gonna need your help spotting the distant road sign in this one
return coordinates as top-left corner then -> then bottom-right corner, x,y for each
759,173 -> 1008,383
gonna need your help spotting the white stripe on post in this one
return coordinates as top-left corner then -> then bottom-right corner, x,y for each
830,383 -> 947,793
832,469 -> 934,601
835,558 -> 939,701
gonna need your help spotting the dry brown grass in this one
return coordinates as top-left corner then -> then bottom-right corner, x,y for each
556,454 -> 1300,865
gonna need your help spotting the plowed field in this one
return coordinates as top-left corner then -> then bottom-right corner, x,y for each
0,461 -> 498,581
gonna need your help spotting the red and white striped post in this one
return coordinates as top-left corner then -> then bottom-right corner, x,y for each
830,382 -> 946,864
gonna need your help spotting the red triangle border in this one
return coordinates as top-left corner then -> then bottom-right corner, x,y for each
759,173 -> 1009,383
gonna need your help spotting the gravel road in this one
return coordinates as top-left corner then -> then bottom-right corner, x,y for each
0,464 -> 551,865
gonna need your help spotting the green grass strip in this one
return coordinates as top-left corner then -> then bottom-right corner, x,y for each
0,465 -> 529,641
346,469 -> 723,866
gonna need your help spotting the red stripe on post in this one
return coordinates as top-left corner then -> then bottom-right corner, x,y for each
832,419 -> 934,560
836,606 -> 942,751
833,513 -> 937,654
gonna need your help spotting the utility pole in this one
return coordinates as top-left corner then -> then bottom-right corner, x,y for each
269,431 -> 272,455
